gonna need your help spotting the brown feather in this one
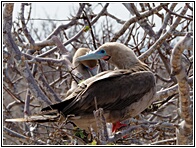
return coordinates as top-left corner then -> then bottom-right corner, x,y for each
66,48 -> 98,96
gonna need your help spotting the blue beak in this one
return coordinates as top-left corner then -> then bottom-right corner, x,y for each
76,50 -> 104,61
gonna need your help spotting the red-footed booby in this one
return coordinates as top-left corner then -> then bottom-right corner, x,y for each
41,42 -> 156,131
6,42 -> 156,133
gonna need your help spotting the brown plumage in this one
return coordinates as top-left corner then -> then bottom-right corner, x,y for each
72,48 -> 97,80
41,42 -> 156,131
66,48 -> 98,96
6,43 -> 156,132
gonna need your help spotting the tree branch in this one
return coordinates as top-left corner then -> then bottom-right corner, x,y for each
111,3 -> 168,42
155,76 -> 192,101
20,3 -> 35,44
3,3 -> 21,60
162,5 -> 192,21
23,61 -> 52,105
139,4 -> 189,61
170,33 -> 193,145
38,3 -> 109,58
46,3 -> 85,40
3,126 -> 46,145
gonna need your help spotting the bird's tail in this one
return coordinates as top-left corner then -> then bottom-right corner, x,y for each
41,98 -> 73,113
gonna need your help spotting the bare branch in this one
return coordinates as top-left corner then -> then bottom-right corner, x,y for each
111,3 -> 168,42
124,3 -> 172,76
157,3 -> 177,37
155,76 -> 192,101
3,84 -> 24,104
104,11 -> 125,24
170,33 -> 193,145
162,5 -> 192,21
3,3 -> 21,60
24,89 -> 31,116
38,3 -> 109,58
139,4 -> 189,61
23,61 -> 52,105
20,3 -> 35,44
37,74 -> 62,103
3,126 -> 46,145
151,138 -> 177,145
185,3 -> 193,11
46,3 -> 85,40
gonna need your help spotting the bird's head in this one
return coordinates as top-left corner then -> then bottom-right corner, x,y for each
76,47 -> 111,62
76,42 -> 139,69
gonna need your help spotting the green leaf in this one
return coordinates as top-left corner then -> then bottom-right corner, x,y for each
83,26 -> 90,32
74,128 -> 85,139
90,140 -> 97,145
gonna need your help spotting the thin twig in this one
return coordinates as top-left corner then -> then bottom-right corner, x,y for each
3,126 -> 46,145
162,5 -> 192,21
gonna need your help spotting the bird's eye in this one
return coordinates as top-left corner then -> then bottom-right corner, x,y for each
100,50 -> 105,54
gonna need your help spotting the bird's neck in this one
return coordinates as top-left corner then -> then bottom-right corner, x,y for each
128,61 -> 151,72
115,60 -> 151,72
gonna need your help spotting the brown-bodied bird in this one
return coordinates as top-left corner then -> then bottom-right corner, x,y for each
41,42 -> 156,131
66,48 -> 98,96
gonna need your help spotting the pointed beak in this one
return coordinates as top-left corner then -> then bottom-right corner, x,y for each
76,50 -> 103,62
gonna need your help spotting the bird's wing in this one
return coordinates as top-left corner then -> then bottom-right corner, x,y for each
41,70 -> 112,112
42,70 -> 155,117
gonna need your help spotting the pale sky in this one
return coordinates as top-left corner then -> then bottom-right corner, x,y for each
12,3 -> 131,26
10,2 -> 193,43
12,3 -> 134,40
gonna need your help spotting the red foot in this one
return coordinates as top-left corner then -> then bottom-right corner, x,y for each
112,121 -> 127,133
